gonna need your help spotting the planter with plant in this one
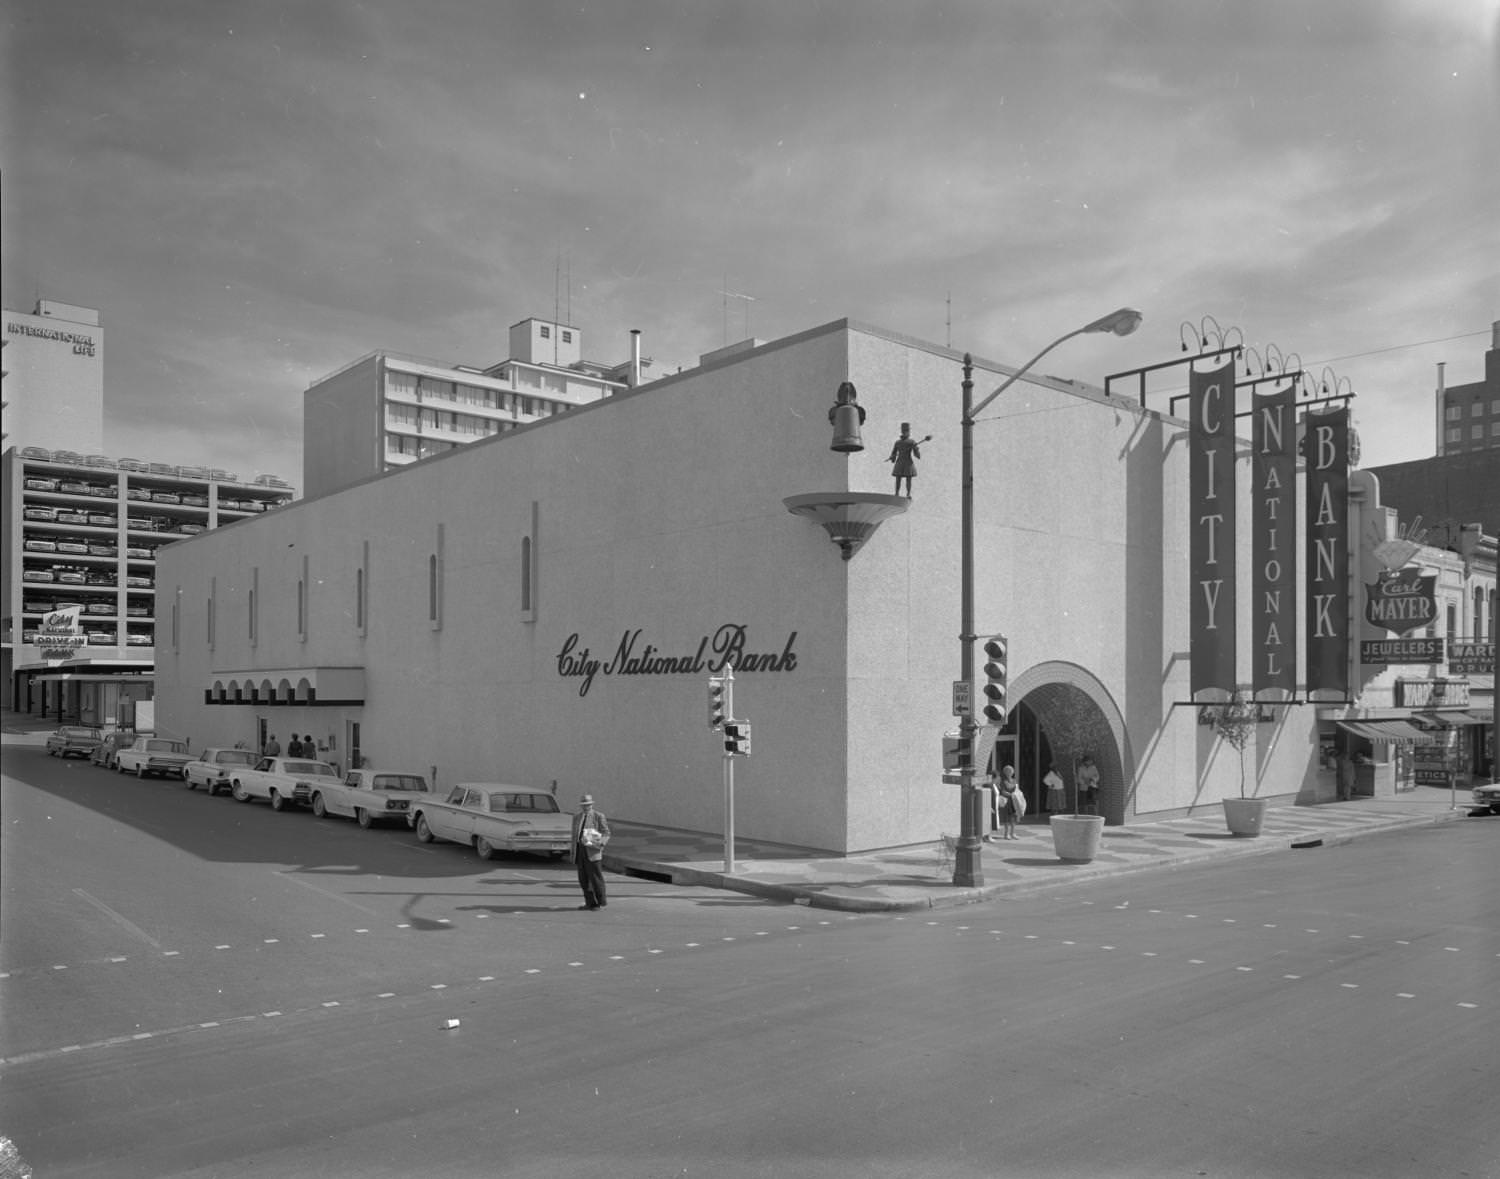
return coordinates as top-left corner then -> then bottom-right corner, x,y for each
1211,690 -> 1266,836
1051,753 -> 1106,862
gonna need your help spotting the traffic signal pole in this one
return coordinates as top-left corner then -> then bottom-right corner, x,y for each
718,663 -> 736,873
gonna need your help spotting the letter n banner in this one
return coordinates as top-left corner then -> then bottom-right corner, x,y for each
1304,406 -> 1349,695
1190,359 -> 1237,697
1252,385 -> 1296,697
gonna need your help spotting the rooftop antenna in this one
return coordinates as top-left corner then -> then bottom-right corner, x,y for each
553,249 -> 561,364
719,280 -> 756,344
946,291 -> 952,350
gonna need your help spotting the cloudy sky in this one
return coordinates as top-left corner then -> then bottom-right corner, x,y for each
3,0 -> 1497,486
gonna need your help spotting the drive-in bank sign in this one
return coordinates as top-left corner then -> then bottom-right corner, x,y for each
557,624 -> 798,697
36,607 -> 86,660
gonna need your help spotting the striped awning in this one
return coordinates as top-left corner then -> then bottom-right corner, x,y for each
1336,719 -> 1429,743
1414,710 -> 1495,727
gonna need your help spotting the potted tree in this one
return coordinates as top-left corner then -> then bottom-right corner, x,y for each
1050,753 -> 1106,863
1212,690 -> 1266,836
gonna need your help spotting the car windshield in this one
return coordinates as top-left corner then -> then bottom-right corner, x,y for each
146,740 -> 186,752
286,761 -> 338,777
215,751 -> 256,766
372,775 -> 428,792
491,793 -> 560,814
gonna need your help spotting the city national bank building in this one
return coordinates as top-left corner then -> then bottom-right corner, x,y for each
151,317 -> 1489,854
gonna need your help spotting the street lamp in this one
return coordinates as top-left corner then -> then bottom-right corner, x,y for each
954,307 -> 1142,887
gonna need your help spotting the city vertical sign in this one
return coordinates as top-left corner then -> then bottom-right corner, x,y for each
1189,359 -> 1237,696
1304,406 -> 1350,694
1252,385 -> 1296,696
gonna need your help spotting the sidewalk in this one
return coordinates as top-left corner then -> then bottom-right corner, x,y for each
601,790 -> 1479,912
4,709 -> 1481,912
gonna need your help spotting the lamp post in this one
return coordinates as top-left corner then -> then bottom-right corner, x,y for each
954,308 -> 1142,887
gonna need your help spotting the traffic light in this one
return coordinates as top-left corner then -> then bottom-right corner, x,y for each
708,674 -> 728,729
724,721 -> 752,757
981,635 -> 1008,725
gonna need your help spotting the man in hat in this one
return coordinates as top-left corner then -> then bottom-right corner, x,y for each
570,794 -> 611,910
887,422 -> 930,497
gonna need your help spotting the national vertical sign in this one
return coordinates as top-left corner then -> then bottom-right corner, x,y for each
1252,384 -> 1296,697
1190,359 -> 1237,697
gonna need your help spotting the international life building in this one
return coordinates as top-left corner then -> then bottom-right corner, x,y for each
151,317 -> 1489,855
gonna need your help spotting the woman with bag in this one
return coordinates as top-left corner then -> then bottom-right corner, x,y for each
997,765 -> 1025,839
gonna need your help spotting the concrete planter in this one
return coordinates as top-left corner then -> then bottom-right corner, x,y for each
1222,797 -> 1268,837
1050,814 -> 1105,863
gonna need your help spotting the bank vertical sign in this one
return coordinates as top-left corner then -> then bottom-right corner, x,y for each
1304,406 -> 1350,694
1252,384 -> 1296,696
1190,359 -> 1237,696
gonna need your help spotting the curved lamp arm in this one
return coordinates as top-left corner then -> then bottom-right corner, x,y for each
971,308 -> 1142,419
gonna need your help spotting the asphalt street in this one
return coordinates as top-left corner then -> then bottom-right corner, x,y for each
2,739 -> 1496,1178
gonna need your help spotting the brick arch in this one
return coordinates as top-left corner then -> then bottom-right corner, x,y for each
1009,661 -> 1132,825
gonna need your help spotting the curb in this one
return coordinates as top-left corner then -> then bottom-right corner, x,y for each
609,807 -> 1473,913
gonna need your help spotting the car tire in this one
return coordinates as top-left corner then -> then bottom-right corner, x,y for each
270,791 -> 286,812
185,776 -> 196,790
415,815 -> 434,843
357,808 -> 373,830
475,837 -> 496,860
232,782 -> 250,803
136,765 -> 145,778
312,794 -> 326,818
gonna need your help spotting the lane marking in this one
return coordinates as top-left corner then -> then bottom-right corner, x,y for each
71,888 -> 161,950
275,871 -> 379,916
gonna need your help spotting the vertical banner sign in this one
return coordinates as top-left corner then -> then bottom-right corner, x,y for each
1190,359 -> 1237,697
1304,407 -> 1350,694
1252,385 -> 1296,697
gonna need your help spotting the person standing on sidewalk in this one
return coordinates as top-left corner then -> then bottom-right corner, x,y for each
1043,762 -> 1066,816
996,765 -> 1025,839
1077,755 -> 1101,815
570,794 -> 611,910
263,733 -> 280,758
1337,750 -> 1356,801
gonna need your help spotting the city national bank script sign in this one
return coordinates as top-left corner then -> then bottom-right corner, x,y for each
557,624 -> 798,697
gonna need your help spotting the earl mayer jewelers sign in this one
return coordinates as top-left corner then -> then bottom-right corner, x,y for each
557,623 -> 798,697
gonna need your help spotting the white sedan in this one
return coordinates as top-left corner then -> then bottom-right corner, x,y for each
183,748 -> 258,796
309,769 -> 433,828
411,784 -> 573,860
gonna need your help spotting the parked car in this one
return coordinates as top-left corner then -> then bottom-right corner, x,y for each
411,784 -> 573,860
1472,780 -> 1500,816
228,757 -> 342,810
92,730 -> 139,770
183,747 -> 259,795
309,769 -> 433,828
46,726 -> 102,759
115,737 -> 193,779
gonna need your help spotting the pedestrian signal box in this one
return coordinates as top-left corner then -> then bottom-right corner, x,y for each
723,721 -> 752,757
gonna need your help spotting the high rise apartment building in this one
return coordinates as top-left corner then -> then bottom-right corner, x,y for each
1436,319 -> 1500,455
301,317 -> 645,498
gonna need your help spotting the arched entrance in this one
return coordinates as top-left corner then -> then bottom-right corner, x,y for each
998,662 -> 1132,826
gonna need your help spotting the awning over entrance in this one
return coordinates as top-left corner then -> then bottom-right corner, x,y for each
1336,719 -> 1430,743
1414,710 -> 1495,727
206,667 -> 366,707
